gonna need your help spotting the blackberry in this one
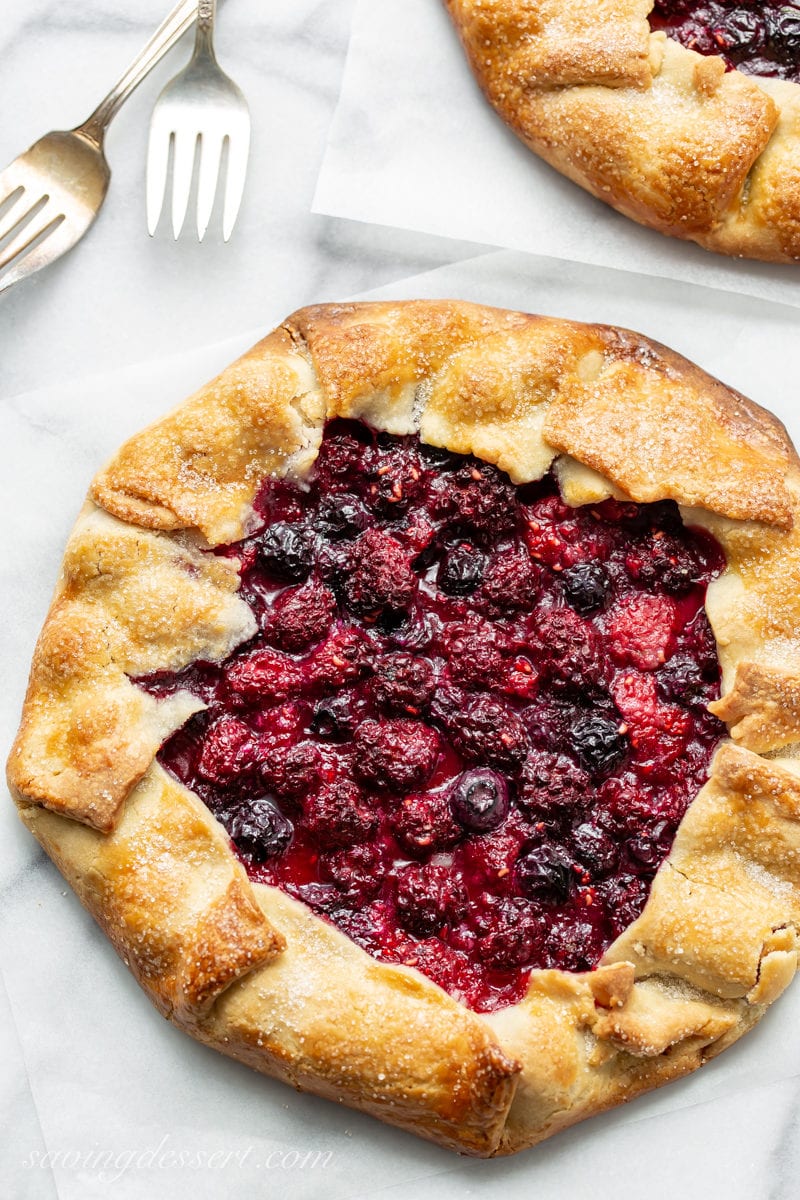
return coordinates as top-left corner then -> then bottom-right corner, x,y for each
515,843 -> 573,904
561,562 -> 610,614
438,543 -> 485,596
394,863 -> 467,938
391,792 -> 462,856
225,798 -> 293,862
302,779 -> 378,848
316,494 -> 372,540
371,652 -> 436,715
448,696 -> 528,773
571,715 -> 628,776
258,522 -> 314,582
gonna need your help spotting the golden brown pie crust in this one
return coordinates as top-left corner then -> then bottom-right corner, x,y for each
444,0 -> 800,263
9,300 -> 800,1155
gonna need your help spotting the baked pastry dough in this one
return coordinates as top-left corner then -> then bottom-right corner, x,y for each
9,300 -> 800,1155
444,0 -> 800,262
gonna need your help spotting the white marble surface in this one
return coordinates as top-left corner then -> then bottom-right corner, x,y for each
0,0 -> 482,398
3,5 -> 800,1200
315,0 -> 800,308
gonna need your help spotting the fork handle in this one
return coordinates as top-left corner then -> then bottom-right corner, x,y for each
77,0 -> 200,145
194,0 -> 218,61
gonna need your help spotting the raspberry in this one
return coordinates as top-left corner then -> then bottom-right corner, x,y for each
309,629 -> 371,691
344,529 -> 417,614
522,494 -> 603,570
449,769 -> 509,833
391,792 -> 462,856
518,749 -> 589,814
197,717 -> 258,784
224,798 -> 293,863
437,542 -> 485,596
448,695 -> 528,772
353,718 -> 440,792
394,863 -> 467,937
303,779 -> 379,848
458,815 -> 530,888
533,608 -> 604,692
371,652 -> 435,715
262,740 -> 321,801
544,914 -> 604,972
515,843 -> 573,903
266,581 -> 336,652
312,426 -> 372,493
433,460 -> 517,541
225,648 -> 303,704
257,522 -> 314,582
320,843 -> 383,903
607,593 -> 678,670
475,897 -> 543,969
478,549 -> 539,617
612,672 -> 691,771
366,446 -> 425,515
443,622 -> 504,689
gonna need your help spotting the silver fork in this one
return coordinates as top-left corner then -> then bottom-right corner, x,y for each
146,0 -> 250,242
0,0 -> 200,296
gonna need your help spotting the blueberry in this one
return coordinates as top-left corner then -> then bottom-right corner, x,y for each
769,8 -> 800,53
316,495 -> 372,540
449,768 -> 509,833
572,715 -> 628,776
562,563 -> 610,614
515,843 -> 573,904
258,522 -> 313,582
226,798 -> 293,862
438,543 -> 486,596
310,695 -> 356,741
719,10 -> 764,52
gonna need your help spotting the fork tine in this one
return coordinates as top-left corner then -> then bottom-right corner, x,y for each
0,213 -> 73,296
0,186 -> 27,240
146,122 -> 171,236
196,133 -> 224,242
0,204 -> 64,274
222,129 -> 250,242
171,130 -> 198,240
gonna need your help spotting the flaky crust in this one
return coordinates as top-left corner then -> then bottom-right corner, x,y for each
444,1 -> 800,262
9,301 -> 800,1154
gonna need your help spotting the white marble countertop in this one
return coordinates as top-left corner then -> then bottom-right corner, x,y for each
3,5 -> 800,1199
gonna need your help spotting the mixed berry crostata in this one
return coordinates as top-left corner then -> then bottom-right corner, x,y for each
9,300 -> 800,1155
445,1 -> 800,262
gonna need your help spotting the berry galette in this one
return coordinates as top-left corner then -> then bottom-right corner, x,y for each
445,1 -> 800,262
9,301 -> 800,1155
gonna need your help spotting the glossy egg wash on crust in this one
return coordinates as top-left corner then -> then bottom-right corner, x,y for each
139,421 -> 726,1014
651,1 -> 800,81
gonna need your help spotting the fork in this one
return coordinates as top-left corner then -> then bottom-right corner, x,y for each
146,0 -> 250,241
0,0 -> 201,296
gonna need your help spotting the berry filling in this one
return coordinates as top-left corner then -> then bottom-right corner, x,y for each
650,1 -> 800,82
138,421 -> 726,1013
